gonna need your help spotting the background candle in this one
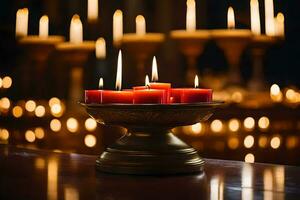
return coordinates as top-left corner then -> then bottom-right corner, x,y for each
136,15 -> 146,36
265,0 -> 275,36
250,0 -> 261,35
275,13 -> 284,37
15,8 -> 29,38
39,15 -> 49,38
113,10 -> 123,44
87,0 -> 98,22
96,37 -> 106,59
186,0 -> 196,31
70,14 -> 83,44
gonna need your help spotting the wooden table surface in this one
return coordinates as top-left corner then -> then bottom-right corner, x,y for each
0,145 -> 299,200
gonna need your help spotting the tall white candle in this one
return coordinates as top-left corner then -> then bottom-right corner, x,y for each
227,7 -> 235,29
186,0 -> 196,31
15,8 -> 29,37
96,37 -> 106,59
265,0 -> 275,36
250,0 -> 261,35
275,13 -> 284,37
39,15 -> 49,38
113,10 -> 123,43
88,0 -> 98,22
69,14 -> 83,44
136,15 -> 146,36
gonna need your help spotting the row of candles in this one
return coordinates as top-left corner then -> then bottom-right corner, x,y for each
85,51 -> 212,104
15,0 -> 285,44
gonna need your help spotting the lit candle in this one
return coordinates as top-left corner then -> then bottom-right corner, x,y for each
85,78 -> 103,104
136,15 -> 146,36
39,15 -> 49,38
15,8 -> 29,38
275,12 -> 284,37
95,37 -> 106,59
69,14 -> 83,44
87,0 -> 98,22
250,0 -> 261,35
113,10 -> 123,43
186,0 -> 196,31
227,6 -> 235,29
265,0 -> 275,36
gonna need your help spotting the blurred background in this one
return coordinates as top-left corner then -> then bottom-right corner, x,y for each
0,0 -> 300,165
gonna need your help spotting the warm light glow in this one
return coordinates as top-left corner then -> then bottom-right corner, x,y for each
16,8 -> 29,37
35,105 -> 45,117
245,153 -> 255,163
84,134 -> 97,147
25,100 -> 36,112
51,104 -> 62,117
258,136 -> 268,148
227,6 -> 235,29
39,15 -> 49,38
87,0 -> 98,22
49,97 -> 61,107
0,129 -> 9,140
0,97 -> 10,110
50,119 -> 61,132
99,78 -> 103,89
211,119 -> 223,133
2,76 -> 12,89
151,56 -> 158,82
250,0 -> 261,35
186,0 -> 196,31
66,118 -> 78,133
35,127 -> 45,139
85,118 -> 97,131
270,136 -> 281,149
286,136 -> 298,149
194,75 -> 199,88
228,137 -> 239,149
258,116 -> 270,129
69,14 -> 83,44
0,78 -> 2,88
136,15 -> 146,36
115,50 -> 122,91
12,106 -> 23,118
228,118 -> 240,132
25,130 -> 35,143
270,84 -> 280,95
96,37 -> 106,59
113,10 -> 123,43
244,117 -> 255,130
145,75 -> 150,87
265,0 -> 275,36
285,89 -> 297,103
244,135 -> 255,148
191,123 -> 202,134
275,12 -> 284,37
231,91 -> 243,103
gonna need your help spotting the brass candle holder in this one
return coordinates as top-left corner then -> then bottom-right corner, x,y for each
119,33 -> 165,84
81,101 -> 223,175
18,36 -> 65,97
56,41 -> 95,108
170,30 -> 211,85
211,30 -> 252,85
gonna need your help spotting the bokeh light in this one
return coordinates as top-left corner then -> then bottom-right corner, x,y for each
2,76 -> 12,89
270,136 -> 281,149
191,123 -> 202,135
35,105 -> 45,117
35,127 -> 45,139
85,118 -> 97,131
270,84 -> 280,95
50,103 -> 63,117
66,118 -> 78,133
258,116 -> 270,130
12,106 -> 23,118
25,130 -> 35,143
258,136 -> 268,148
286,136 -> 298,149
25,100 -> 36,112
0,77 -> 2,88
211,119 -> 223,133
0,129 -> 9,140
0,97 -> 10,110
49,97 -> 60,107
84,134 -> 97,147
50,119 -> 61,132
228,118 -> 240,132
244,135 -> 255,148
231,91 -> 243,103
244,153 -> 255,163
243,117 -> 255,130
228,137 -> 239,149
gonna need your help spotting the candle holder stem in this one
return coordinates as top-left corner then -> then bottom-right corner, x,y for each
69,66 -> 84,108
248,48 -> 266,91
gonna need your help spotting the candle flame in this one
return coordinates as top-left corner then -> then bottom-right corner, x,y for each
39,15 -> 49,38
227,6 -> 235,29
99,78 -> 103,89
194,75 -> 199,88
186,0 -> 196,31
136,15 -> 146,35
70,14 -> 83,44
96,37 -> 106,59
145,75 -> 150,87
115,50 -> 122,91
113,10 -> 123,43
250,0 -> 261,35
151,56 -> 158,82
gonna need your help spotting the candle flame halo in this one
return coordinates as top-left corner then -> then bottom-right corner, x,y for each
115,50 -> 122,91
151,56 -> 158,82
145,75 -> 150,87
194,75 -> 199,88
99,78 -> 103,89
227,6 -> 235,29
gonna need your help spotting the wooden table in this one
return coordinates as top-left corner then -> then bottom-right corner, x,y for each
0,145 -> 299,200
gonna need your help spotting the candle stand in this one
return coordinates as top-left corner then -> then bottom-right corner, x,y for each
248,35 -> 281,91
56,41 -> 95,109
119,33 -> 164,84
18,36 -> 65,97
170,30 -> 211,85
81,101 -> 223,175
211,30 -> 252,86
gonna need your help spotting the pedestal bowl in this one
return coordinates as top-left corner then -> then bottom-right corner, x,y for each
81,102 -> 223,175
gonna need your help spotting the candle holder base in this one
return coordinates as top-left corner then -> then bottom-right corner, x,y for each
81,102 -> 223,175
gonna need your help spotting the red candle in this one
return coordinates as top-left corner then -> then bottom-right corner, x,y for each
181,88 -> 212,103
85,90 -> 102,103
102,90 -> 133,104
134,89 -> 166,104
170,88 -> 185,103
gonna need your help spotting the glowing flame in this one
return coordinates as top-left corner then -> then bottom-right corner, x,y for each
151,56 -> 158,82
115,50 -> 122,91
99,78 -> 103,89
145,75 -> 150,87
194,75 -> 199,88
227,6 -> 235,29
